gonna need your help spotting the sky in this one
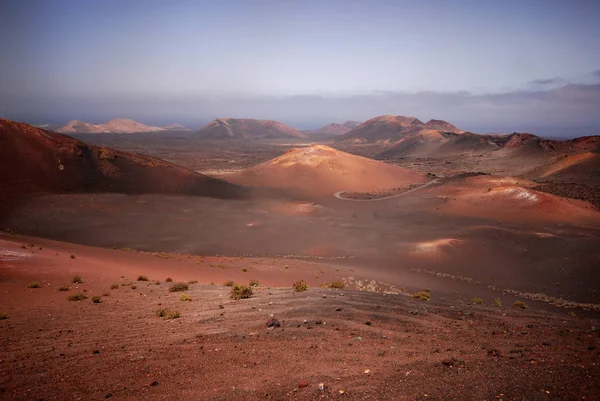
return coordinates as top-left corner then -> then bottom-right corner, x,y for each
1,0 -> 599,136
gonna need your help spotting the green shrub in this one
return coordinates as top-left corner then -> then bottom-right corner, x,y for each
188,280 -> 198,284
131,285 -> 137,290
230,284 -> 253,300
137,275 -> 149,281
242,268 -> 248,272
169,282 -> 189,292
249,279 -> 260,287
68,293 -> 87,301
223,279 -> 235,287
70,254 -> 76,259
165,277 -> 173,282
180,293 -> 192,301
492,298 -> 502,307
0,312 -> 7,320
412,289 -> 431,301
470,297 -> 484,305
293,280 -> 308,292
110,284 -> 119,289
72,275 -> 83,284
58,285 -> 70,291
156,309 -> 180,319
512,300 -> 528,310
92,296 -> 101,304
27,281 -> 41,288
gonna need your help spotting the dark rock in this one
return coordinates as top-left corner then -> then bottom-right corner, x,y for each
266,318 -> 281,328
442,357 -> 457,366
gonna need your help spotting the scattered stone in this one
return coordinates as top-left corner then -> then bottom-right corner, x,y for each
365,321 -> 372,326
335,308 -> 342,312
218,304 -> 224,309
364,369 -> 370,374
442,357 -> 457,367
409,310 -> 419,315
339,390 -> 345,395
150,380 -> 159,387
297,382 -> 309,389
266,318 -> 281,328
317,383 -> 326,392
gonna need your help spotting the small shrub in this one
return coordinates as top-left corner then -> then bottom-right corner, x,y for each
230,284 -> 253,300
70,254 -> 76,259
137,275 -> 149,281
168,282 -> 189,292
92,296 -> 101,304
242,268 -> 248,272
131,285 -> 137,290
492,298 -> 502,307
249,279 -> 260,287
223,279 -> 235,287
154,280 -> 161,285
470,297 -> 484,305
0,312 -> 7,320
512,300 -> 528,310
72,275 -> 83,284
58,285 -> 70,291
165,277 -> 173,282
103,291 -> 110,296
156,308 -> 180,319
188,280 -> 198,284
110,284 -> 119,289
292,280 -> 308,292
180,293 -> 192,301
27,281 -> 41,289
412,289 -> 431,301
322,281 -> 345,289
68,293 -> 87,301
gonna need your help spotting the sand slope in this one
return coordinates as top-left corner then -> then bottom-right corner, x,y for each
428,175 -> 600,223
0,118 -> 245,203
225,145 -> 427,195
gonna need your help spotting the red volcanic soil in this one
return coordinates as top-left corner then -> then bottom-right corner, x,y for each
224,145 -> 427,196
195,118 -> 307,139
0,118 -> 245,211
1,234 -> 599,400
57,118 -> 166,134
526,152 -> 600,185
424,175 -> 600,223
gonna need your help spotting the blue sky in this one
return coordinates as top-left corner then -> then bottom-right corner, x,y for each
1,0 -> 599,136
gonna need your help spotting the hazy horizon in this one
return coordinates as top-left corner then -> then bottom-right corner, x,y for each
1,0 -> 600,137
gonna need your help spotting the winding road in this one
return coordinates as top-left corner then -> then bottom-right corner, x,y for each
333,178 -> 441,202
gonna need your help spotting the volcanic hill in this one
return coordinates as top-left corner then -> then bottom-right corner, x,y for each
195,118 -> 306,139
224,144 -> 427,196
57,118 -> 168,134
0,118 -> 245,205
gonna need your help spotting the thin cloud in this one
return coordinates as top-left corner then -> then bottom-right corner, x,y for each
530,78 -> 567,86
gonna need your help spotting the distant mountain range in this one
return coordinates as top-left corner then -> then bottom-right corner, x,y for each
195,118 -> 307,139
57,119 -> 189,134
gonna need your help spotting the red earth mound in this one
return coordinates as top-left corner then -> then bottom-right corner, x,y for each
224,145 -> 427,196
195,118 -> 306,139
0,118 -> 246,206
426,176 -> 600,223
